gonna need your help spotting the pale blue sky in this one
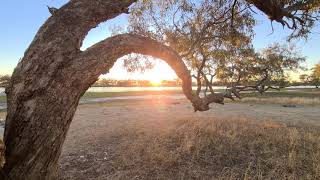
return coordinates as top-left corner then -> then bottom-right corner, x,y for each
0,1 -> 319,80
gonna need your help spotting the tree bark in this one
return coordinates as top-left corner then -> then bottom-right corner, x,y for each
1,0 -> 212,179
2,1 -> 137,179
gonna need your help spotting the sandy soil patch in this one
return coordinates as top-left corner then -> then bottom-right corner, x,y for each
59,99 -> 320,179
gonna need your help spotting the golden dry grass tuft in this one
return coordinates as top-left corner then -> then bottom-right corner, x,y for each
107,118 -> 320,180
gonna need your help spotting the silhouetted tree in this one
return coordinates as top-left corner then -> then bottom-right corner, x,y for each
218,43 -> 305,94
309,63 -> 320,88
300,74 -> 309,84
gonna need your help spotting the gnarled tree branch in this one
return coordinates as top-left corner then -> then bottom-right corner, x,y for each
70,33 -> 225,112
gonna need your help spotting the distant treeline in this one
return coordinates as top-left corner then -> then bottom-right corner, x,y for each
92,78 -> 318,88
0,75 -> 318,88
93,79 -> 183,87
92,78 -> 243,87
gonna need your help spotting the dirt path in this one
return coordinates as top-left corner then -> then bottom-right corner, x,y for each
59,99 -> 320,179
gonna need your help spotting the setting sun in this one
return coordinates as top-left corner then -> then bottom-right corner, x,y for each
150,78 -> 162,86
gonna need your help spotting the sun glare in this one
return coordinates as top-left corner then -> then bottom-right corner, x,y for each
150,78 -> 162,86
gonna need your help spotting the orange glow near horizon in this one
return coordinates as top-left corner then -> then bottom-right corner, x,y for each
146,63 -> 170,86
150,78 -> 162,86
100,58 -> 178,82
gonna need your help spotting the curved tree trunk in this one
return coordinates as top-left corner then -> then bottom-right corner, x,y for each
1,1 -> 212,179
2,1 -> 137,179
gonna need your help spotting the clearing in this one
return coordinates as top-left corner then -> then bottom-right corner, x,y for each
59,98 -> 320,179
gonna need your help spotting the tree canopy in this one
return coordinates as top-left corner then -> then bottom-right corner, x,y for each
310,63 -> 320,88
218,43 -> 305,94
127,0 -> 312,99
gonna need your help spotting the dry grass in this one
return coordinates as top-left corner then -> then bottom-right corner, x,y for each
239,97 -> 320,105
0,112 -> 6,120
1,98 -> 320,179
105,117 -> 320,180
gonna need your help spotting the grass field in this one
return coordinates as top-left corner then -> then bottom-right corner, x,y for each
58,98 -> 320,179
109,118 -> 320,179
81,88 -> 320,106
1,88 -> 319,104
81,90 -> 183,99
0,96 -> 5,103
242,88 -> 320,98
0,90 -> 183,103
82,91 -> 320,106
83,88 -> 320,99
237,89 -> 320,105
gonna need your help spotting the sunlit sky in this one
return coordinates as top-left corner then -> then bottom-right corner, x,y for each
1,0 -> 319,82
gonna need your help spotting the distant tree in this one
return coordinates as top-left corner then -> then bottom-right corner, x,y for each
309,63 -> 320,88
161,80 -> 180,87
299,74 -> 309,84
0,75 -> 11,88
93,78 -> 115,87
217,43 -> 305,94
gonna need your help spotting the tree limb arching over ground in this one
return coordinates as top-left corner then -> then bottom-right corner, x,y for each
1,0 -> 319,179
71,33 -> 221,111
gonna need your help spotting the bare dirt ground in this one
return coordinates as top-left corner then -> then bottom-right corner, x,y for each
58,98 -> 320,179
